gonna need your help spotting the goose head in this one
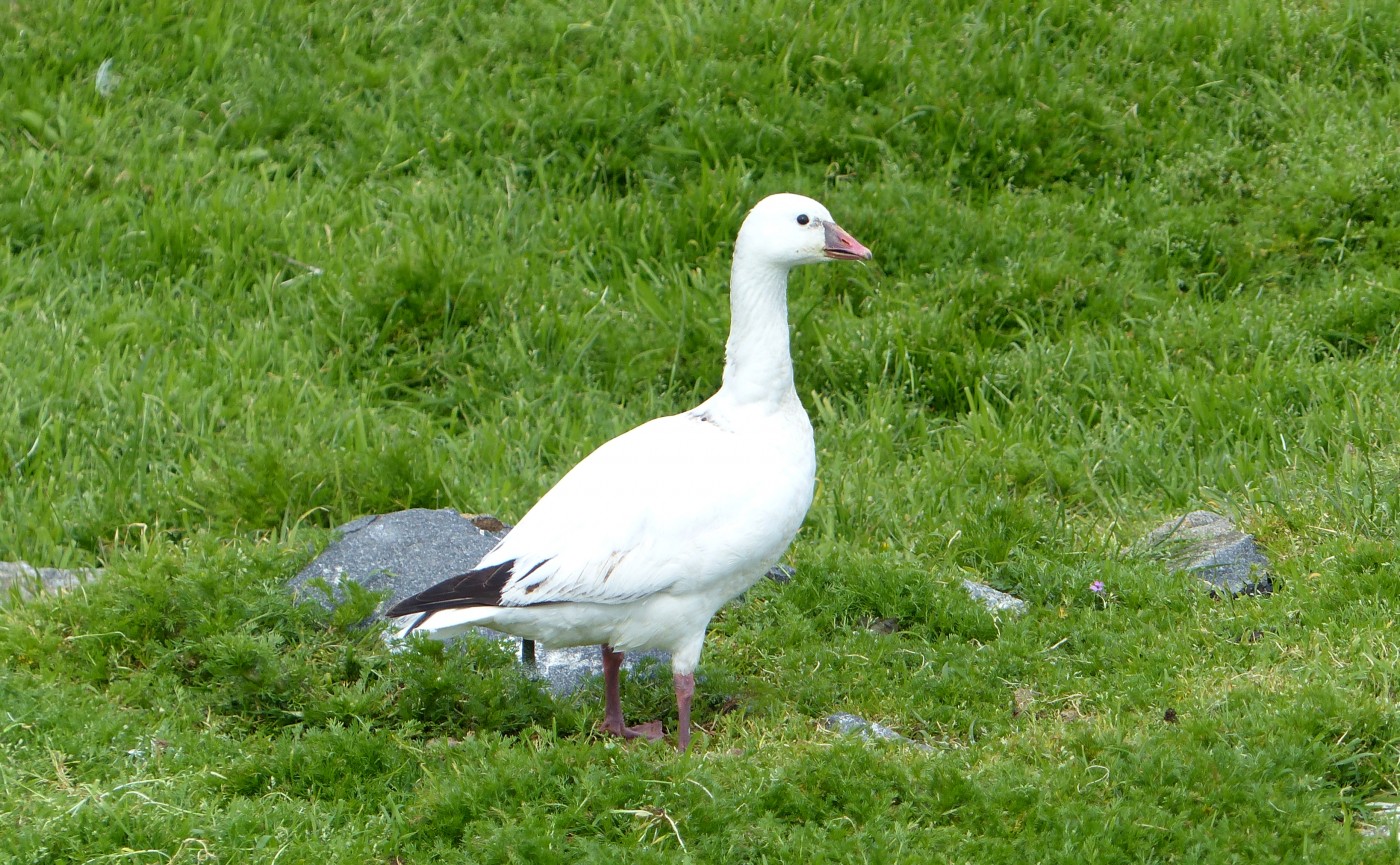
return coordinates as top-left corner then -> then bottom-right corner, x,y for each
734,193 -> 872,270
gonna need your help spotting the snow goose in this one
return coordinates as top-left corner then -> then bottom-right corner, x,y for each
387,193 -> 871,750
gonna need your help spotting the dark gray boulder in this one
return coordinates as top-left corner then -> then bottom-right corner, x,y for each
1138,511 -> 1273,596
290,508 -> 510,618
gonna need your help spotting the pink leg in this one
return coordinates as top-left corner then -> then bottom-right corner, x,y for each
599,645 -> 664,741
674,672 -> 696,752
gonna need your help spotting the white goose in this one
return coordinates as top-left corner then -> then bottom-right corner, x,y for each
387,193 -> 871,750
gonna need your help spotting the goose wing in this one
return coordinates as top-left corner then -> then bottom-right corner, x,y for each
388,410 -> 809,616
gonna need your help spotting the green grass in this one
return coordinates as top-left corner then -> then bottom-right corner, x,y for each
3,0 -> 1400,860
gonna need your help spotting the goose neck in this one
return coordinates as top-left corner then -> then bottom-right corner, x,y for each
720,253 -> 796,405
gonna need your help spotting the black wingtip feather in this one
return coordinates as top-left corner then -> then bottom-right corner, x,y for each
387,560 -> 517,617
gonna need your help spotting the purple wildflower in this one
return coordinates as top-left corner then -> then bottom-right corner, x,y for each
1090,580 -> 1105,594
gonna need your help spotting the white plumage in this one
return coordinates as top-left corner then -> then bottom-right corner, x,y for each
388,193 -> 871,750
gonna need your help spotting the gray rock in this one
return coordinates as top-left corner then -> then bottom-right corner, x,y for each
0,561 -> 101,604
766,564 -> 795,584
1138,511 -> 1273,596
823,712 -> 931,750
1361,800 -> 1400,839
962,579 -> 1028,615
525,643 -> 670,697
858,615 -> 900,635
290,508 -> 510,618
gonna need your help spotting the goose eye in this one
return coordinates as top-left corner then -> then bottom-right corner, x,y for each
796,214 -> 810,226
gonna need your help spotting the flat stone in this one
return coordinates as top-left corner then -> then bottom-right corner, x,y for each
962,579 -> 1028,615
823,712 -> 931,750
1138,511 -> 1273,596
0,561 -> 101,604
